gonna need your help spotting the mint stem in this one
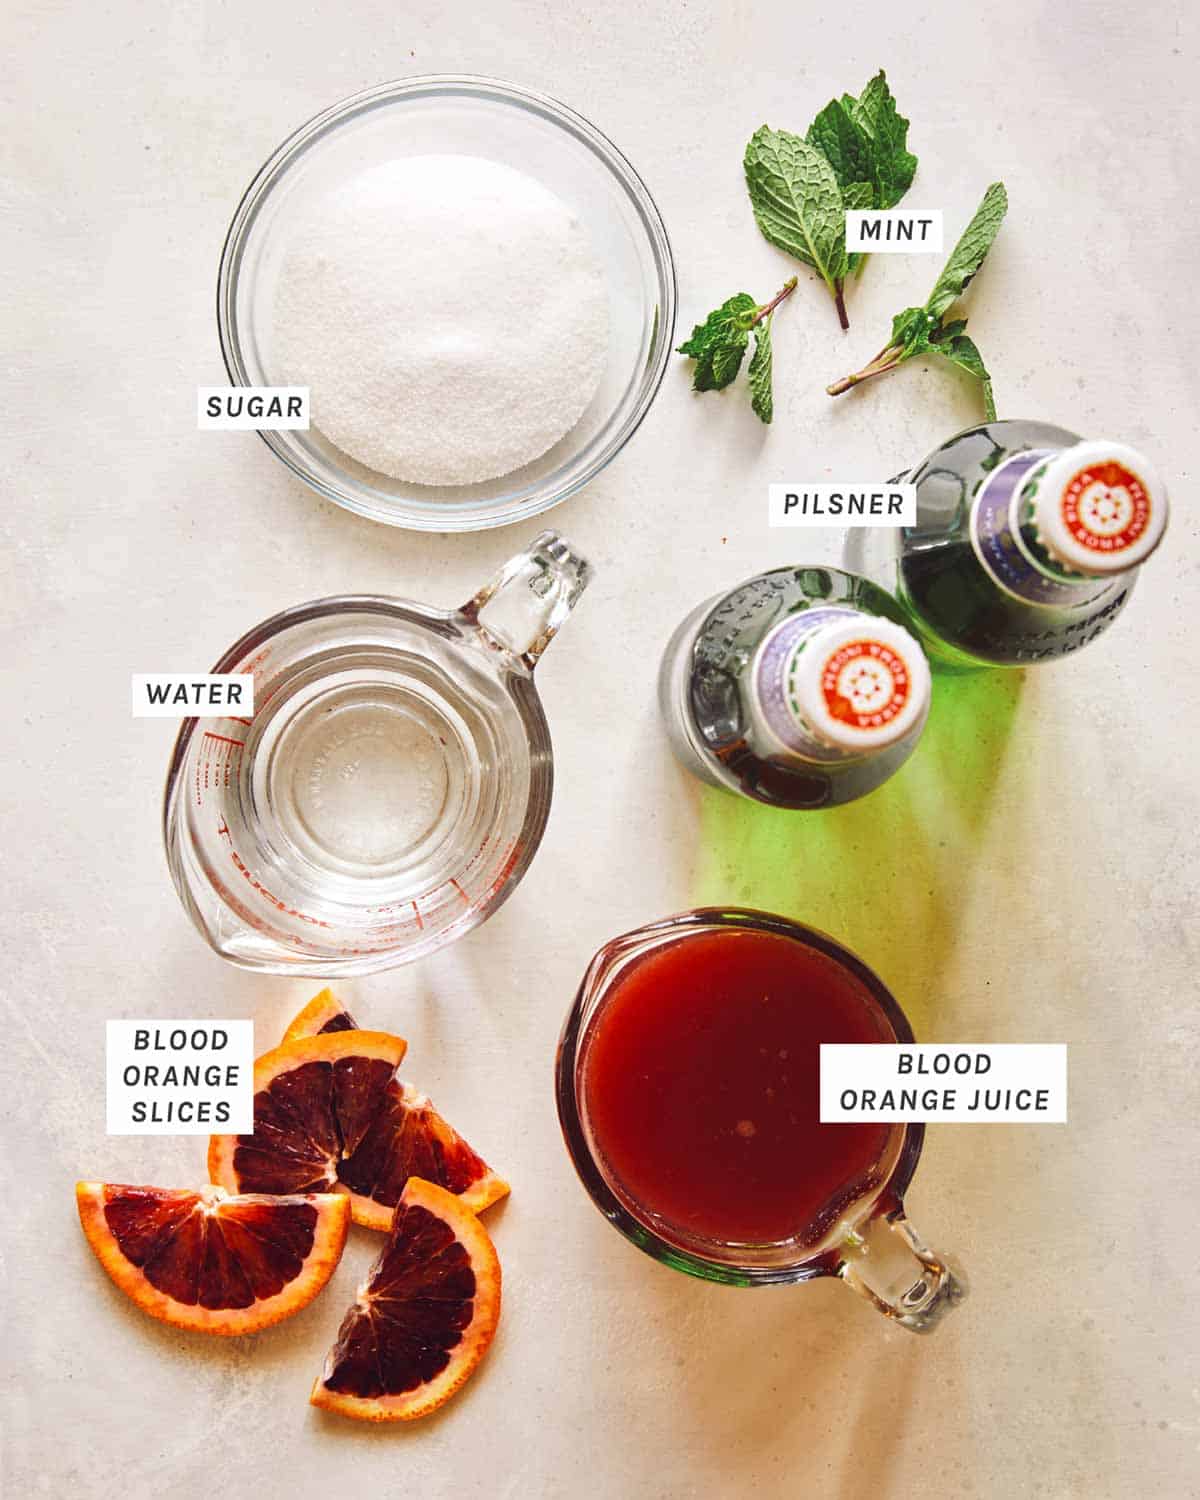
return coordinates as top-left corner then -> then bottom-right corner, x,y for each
826,343 -> 903,397
749,276 -> 798,327
834,280 -> 849,330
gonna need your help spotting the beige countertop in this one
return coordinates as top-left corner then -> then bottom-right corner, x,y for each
3,2 -> 1198,1496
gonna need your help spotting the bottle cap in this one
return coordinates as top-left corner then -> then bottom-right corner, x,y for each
1028,442 -> 1168,575
777,617 -> 930,754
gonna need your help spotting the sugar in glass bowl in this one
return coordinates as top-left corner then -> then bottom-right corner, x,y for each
217,75 -> 677,531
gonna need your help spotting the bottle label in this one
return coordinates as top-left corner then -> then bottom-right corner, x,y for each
969,451 -> 1101,607
755,607 -> 856,760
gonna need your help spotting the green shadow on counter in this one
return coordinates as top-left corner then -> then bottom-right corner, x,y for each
690,668 -> 1025,1033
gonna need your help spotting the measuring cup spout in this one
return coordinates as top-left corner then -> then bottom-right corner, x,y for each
470,531 -> 593,667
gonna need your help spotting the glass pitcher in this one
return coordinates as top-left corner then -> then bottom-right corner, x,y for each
163,532 -> 591,975
556,909 -> 965,1332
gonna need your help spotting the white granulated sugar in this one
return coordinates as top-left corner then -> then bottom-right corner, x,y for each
273,154 -> 609,486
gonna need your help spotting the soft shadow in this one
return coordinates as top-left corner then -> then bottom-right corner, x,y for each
832,1330 -> 923,1500
690,669 -> 1025,1029
643,1268 -> 922,1489
77,1242 -> 336,1377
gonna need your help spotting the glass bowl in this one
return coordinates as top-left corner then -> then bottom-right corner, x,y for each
217,75 -> 676,531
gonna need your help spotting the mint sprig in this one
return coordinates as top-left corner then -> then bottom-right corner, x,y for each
746,71 -> 917,327
676,278 -> 797,423
827,182 -> 1008,417
675,293 -> 757,391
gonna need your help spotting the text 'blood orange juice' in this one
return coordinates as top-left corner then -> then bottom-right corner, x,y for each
578,926 -> 904,1251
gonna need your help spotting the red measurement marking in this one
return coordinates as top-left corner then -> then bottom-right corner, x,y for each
228,716 -> 253,727
202,732 -> 245,747
411,902 -> 424,931
216,819 -> 231,842
450,879 -> 470,904
228,849 -> 333,928
461,834 -> 492,877
485,840 -> 523,902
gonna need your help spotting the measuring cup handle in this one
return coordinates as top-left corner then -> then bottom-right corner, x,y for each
469,531 -> 594,668
835,1206 -> 966,1333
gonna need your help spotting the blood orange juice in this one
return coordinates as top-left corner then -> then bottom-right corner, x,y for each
576,925 -> 904,1252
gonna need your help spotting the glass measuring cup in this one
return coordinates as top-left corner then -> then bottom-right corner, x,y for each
164,532 -> 591,974
556,909 -> 965,1332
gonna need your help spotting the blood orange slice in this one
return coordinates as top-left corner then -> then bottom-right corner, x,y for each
208,1030 -> 409,1216
311,1177 -> 501,1422
335,1078 -> 510,1227
76,1182 -> 349,1335
281,988 -> 358,1043
278,995 -> 510,1225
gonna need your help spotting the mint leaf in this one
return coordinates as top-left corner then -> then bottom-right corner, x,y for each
676,292 -> 756,392
676,292 -> 756,357
805,100 -> 873,195
934,332 -> 996,419
745,127 -> 849,325
677,279 -> 796,419
800,73 -> 918,294
841,181 -> 875,273
748,317 -> 774,423
935,318 -> 968,342
708,340 -> 749,389
889,306 -> 932,350
827,182 -> 1007,418
926,182 -> 1008,318
847,70 -> 917,209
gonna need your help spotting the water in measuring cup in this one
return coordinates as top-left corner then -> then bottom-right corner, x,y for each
227,647 -> 502,911
261,679 -> 460,876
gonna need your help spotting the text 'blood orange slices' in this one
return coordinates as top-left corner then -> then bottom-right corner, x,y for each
76,1182 -> 349,1336
272,993 -> 510,1225
311,1176 -> 501,1422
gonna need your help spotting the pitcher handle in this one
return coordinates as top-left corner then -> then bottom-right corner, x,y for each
835,1206 -> 966,1333
470,530 -> 593,668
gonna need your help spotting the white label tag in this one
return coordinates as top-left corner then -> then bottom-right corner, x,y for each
846,210 -> 944,253
197,386 -> 309,429
769,484 -> 916,527
820,1044 -> 1067,1123
132,674 -> 254,718
106,1020 -> 254,1135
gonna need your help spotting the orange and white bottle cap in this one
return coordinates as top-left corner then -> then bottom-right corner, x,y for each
752,614 -> 930,756
1030,441 -> 1168,575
